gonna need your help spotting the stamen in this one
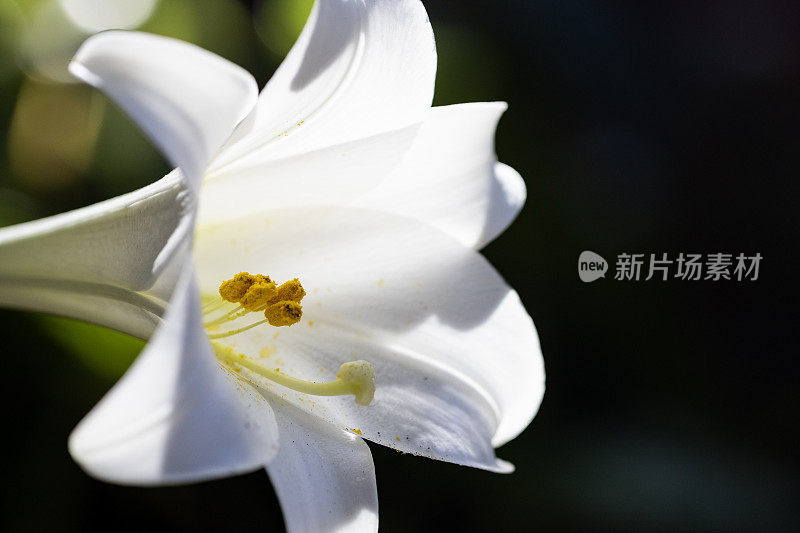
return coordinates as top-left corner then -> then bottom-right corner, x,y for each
213,343 -> 375,405
264,301 -> 303,327
273,278 -> 306,303
208,318 -> 269,339
202,305 -> 245,327
219,272 -> 256,302
207,273 -> 306,335
202,298 -> 228,315
240,281 -> 278,311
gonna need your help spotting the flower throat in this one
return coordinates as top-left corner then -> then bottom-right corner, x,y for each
202,272 -> 375,406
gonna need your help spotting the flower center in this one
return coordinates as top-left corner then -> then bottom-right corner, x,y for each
202,272 -> 375,406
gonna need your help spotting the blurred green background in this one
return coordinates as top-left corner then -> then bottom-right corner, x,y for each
1,0 -> 798,530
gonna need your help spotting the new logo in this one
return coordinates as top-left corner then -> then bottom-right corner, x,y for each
578,251 -> 608,282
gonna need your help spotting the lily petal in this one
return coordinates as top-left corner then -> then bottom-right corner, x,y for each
198,124 -> 421,225
209,0 -> 436,171
196,206 -> 544,462
69,262 -> 279,485
265,399 -> 378,533
253,329 -> 508,472
356,103 -> 526,249
70,31 -> 258,184
0,171 -> 189,338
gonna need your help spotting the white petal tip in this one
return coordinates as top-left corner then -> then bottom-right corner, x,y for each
67,59 -> 99,86
68,30 -> 258,185
494,162 -> 527,210
494,458 -> 516,474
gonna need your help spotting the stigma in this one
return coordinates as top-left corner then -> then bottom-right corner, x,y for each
204,272 -> 375,406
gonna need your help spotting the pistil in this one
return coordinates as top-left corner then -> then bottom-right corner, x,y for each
213,343 -> 375,406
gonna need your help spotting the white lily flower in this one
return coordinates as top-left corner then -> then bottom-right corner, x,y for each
0,1 -> 544,531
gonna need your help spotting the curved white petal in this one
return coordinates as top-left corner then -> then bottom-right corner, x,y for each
69,262 -> 279,485
209,0 -> 436,172
0,171 -> 186,290
250,328 -> 507,471
0,171 -> 190,337
265,399 -> 378,533
355,103 -> 527,249
198,124 -> 420,225
489,162 -> 527,244
196,207 -> 544,463
70,31 -> 257,184
0,278 -> 163,339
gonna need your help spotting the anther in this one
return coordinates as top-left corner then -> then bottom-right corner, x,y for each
273,278 -> 306,303
264,301 -> 303,327
219,272 -> 255,302
240,281 -> 278,311
211,273 -> 306,334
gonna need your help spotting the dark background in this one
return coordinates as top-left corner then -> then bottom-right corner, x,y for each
1,0 -> 798,530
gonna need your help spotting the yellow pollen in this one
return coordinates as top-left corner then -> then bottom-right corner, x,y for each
218,272 -> 255,302
218,272 -> 272,302
240,281 -> 278,311
264,301 -> 303,327
208,273 -> 306,335
213,343 -> 375,405
272,278 -> 306,303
